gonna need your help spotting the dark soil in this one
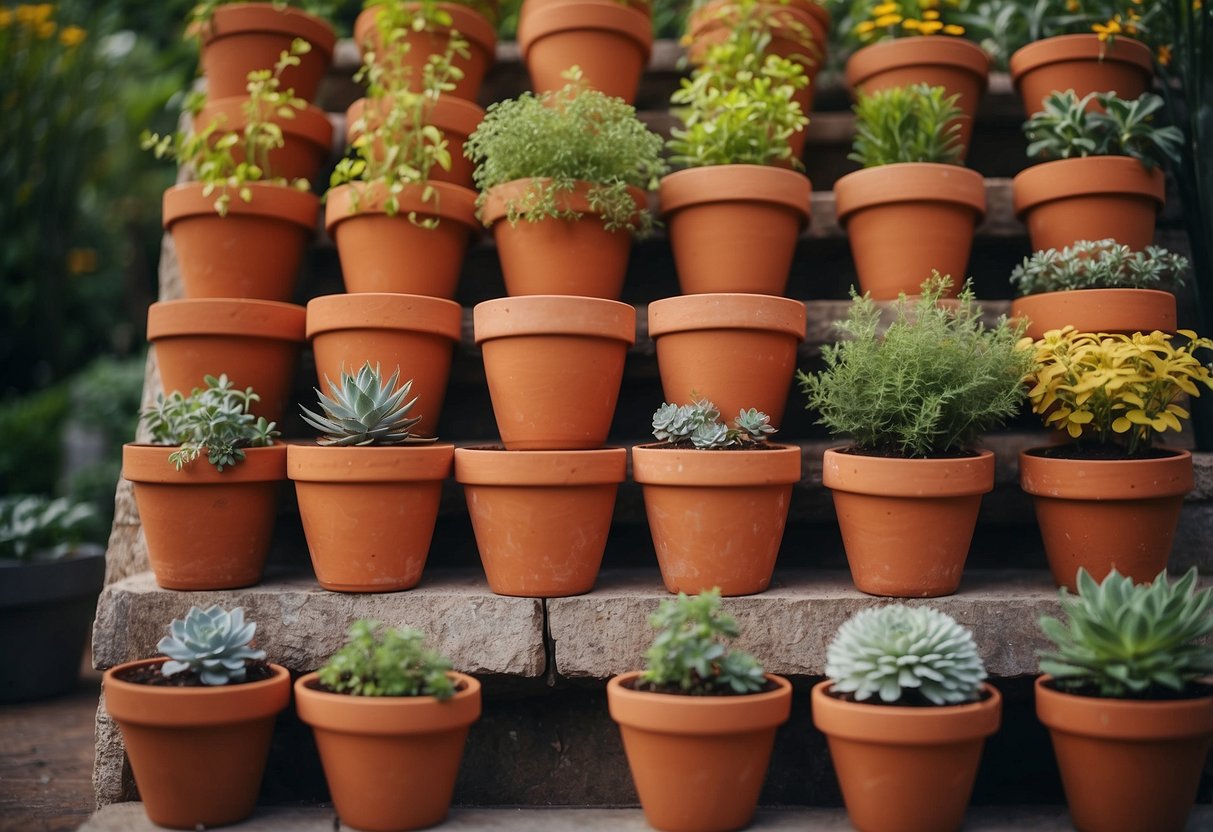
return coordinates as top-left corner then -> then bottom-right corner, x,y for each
306,676 -> 469,696
825,685 -> 994,708
638,441 -> 783,452
114,660 -> 275,687
623,676 -> 781,696
1041,678 -> 1213,701
838,445 -> 980,460
1027,444 -> 1182,461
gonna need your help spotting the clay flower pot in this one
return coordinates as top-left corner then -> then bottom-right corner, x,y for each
845,36 -> 990,158
288,443 -> 454,592
325,181 -> 478,298
823,447 -> 994,597
607,670 -> 793,832
1036,675 -> 1213,832
812,680 -> 1002,832
295,671 -> 481,832
834,163 -> 985,300
345,95 -> 484,189
659,165 -> 811,296
103,658 -> 291,830
163,182 -> 319,302
306,293 -> 462,438
632,443 -> 802,596
475,296 -> 635,450
1010,34 -> 1154,116
482,179 -> 648,300
146,298 -> 306,426
518,0 -> 652,104
648,294 -> 806,427
197,3 -> 335,102
1019,448 -> 1193,591
1010,288 -> 1177,340
194,97 -> 333,184
455,447 -> 626,597
1013,157 -> 1165,253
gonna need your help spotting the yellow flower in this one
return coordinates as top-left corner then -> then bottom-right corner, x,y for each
1093,17 -> 1123,42
17,4 -> 54,25
36,19 -> 55,38
873,2 -> 900,15
855,19 -> 876,33
913,19 -> 944,34
874,13 -> 903,26
1157,44 -> 1173,65
1066,0 -> 1079,9
923,8 -> 940,19
919,0 -> 940,7
66,248 -> 97,275
0,8 -> 12,27
59,24 -> 85,47
942,23 -> 964,35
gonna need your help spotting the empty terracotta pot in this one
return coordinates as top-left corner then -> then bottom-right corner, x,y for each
345,95 -> 484,189
1010,288 -> 1177,340
193,97 -> 333,184
1011,34 -> 1153,115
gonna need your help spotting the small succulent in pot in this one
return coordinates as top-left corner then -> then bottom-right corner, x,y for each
0,495 -> 101,561
316,619 -> 456,699
651,398 -> 776,450
140,374 -> 279,471
300,361 -> 437,446
156,605 -> 268,686
850,82 -> 965,167
1023,90 -> 1183,170
1010,239 -> 1189,296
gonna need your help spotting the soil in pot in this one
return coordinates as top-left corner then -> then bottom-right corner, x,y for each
346,95 -> 484,189
1010,288 -> 1177,340
1010,34 -> 1153,115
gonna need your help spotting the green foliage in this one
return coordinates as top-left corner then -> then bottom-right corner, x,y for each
826,605 -> 987,705
363,0 -> 499,31
68,354 -> 145,445
301,362 -> 437,446
0,495 -> 102,561
797,274 -> 1031,457
1023,91 -> 1184,171
1040,568 -> 1213,699
0,385 -> 69,495
187,0 -> 341,32
651,399 -> 775,449
158,605 -> 267,686
1010,239 -> 1190,296
317,619 -> 456,699
849,83 -> 964,167
639,589 -> 768,695
140,374 -> 279,471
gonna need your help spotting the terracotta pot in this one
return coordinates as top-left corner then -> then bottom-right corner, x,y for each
659,165 -> 811,296
632,443 -> 801,596
103,658 -> 290,830
306,293 -> 462,438
812,680 -> 1002,832
163,182 -> 319,302
1010,288 -> 1177,340
1019,447 -> 1192,591
1036,676 -> 1213,832
823,447 -> 994,597
1013,157 -> 1165,253
295,671 -> 481,832
474,296 -> 635,450
147,297 -> 306,426
325,181 -> 478,298
648,293 -> 806,427
1011,34 -> 1154,115
834,163 -> 985,300
607,671 -> 793,832
345,95 -> 484,189
455,447 -> 625,597
518,0 -> 652,104
197,3 -> 335,102
288,443 -> 454,592
845,36 -> 990,158
193,97 -> 333,184
353,4 -> 496,102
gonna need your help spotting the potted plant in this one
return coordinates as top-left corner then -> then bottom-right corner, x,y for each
289,363 -> 453,593
103,605 -> 291,829
607,589 -> 792,832
1019,327 -> 1213,590
798,275 -> 1031,597
1009,239 -> 1188,339
295,620 -> 481,832
123,375 -> 284,590
812,604 -> 1001,832
1036,568 -> 1213,832
833,83 -> 985,300
632,399 -> 801,596
463,71 -> 666,300
1013,90 -> 1182,254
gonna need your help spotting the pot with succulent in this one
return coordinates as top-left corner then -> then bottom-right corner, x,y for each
1014,90 -> 1181,254
103,605 -> 291,830
834,83 -> 985,300
464,71 -> 666,300
607,589 -> 792,832
295,620 -> 481,832
632,400 -> 801,596
799,276 -> 1031,597
1019,327 -> 1213,590
812,605 -> 1001,832
1036,568 -> 1213,832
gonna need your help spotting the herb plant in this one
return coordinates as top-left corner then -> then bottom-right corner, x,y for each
1010,239 -> 1190,296
140,374 -> 279,471
317,619 -> 456,699
301,361 -> 437,446
1023,91 -> 1184,171
798,274 -> 1031,458
158,605 -> 266,686
362,0 -> 499,31
849,83 -> 964,167
0,495 -> 100,561
651,399 -> 775,449
1040,568 -> 1213,699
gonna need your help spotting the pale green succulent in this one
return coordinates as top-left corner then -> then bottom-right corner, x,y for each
158,606 -> 266,686
1040,568 -> 1213,699
826,605 -> 987,705
300,361 -> 437,446
651,398 -> 776,450
1010,239 -> 1189,297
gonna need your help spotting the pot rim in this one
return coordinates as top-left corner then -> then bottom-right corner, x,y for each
689,0 -> 829,44
607,670 -> 793,735
1009,33 -> 1153,83
480,178 -> 648,229
518,0 -> 653,57
658,164 -> 811,225
845,35 -> 991,91
647,293 -> 807,339
1012,156 -> 1165,215
324,181 -> 480,234
123,443 -> 288,484
454,446 -> 627,485
822,446 -> 995,497
294,670 -> 482,734
203,3 -> 336,56
811,679 -> 1002,743
305,292 -> 463,339
146,297 -> 307,342
631,443 -> 802,486
354,3 -> 497,53
1010,288 -> 1178,338
1019,446 -> 1193,500
834,162 -> 986,221
1035,675 -> 1213,740
345,95 -> 485,143
473,295 -> 636,344
103,658 -> 291,726
162,182 -> 320,232
287,442 -> 454,482
194,97 -> 333,148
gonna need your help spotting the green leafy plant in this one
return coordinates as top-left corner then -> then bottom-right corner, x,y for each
140,374 -> 279,471
362,0 -> 499,32
188,0 -> 341,33
826,605 -> 987,705
1010,239 -> 1190,296
849,83 -> 964,167
1023,90 -> 1184,171
300,361 -> 437,446
0,495 -> 101,561
158,605 -> 266,686
651,399 -> 775,449
798,274 -> 1031,458
638,589 -> 767,695
317,619 -> 456,699
1039,568 -> 1213,699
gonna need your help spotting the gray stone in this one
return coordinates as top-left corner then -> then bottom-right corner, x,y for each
91,692 -> 136,807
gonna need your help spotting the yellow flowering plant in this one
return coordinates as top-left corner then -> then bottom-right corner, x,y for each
845,0 -> 968,45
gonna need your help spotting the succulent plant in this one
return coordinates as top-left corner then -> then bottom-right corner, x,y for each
1023,91 -> 1183,170
1010,239 -> 1190,296
300,362 -> 437,446
140,374 -> 279,471
826,605 -> 987,705
158,605 -> 266,686
1039,568 -> 1213,699
651,399 -> 776,450
317,620 -> 455,699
